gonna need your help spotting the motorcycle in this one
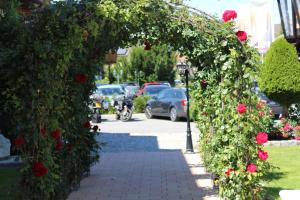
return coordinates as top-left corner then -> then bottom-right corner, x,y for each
90,96 -> 109,123
113,96 -> 133,122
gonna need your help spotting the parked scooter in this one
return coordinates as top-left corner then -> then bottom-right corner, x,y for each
90,96 -> 109,123
113,96 -> 133,122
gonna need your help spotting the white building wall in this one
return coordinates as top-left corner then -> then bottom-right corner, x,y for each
236,0 -> 274,54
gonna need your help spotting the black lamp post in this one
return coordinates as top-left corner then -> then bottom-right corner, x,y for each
176,62 -> 194,153
277,0 -> 300,53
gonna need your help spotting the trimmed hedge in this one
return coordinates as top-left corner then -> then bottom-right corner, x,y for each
259,38 -> 300,108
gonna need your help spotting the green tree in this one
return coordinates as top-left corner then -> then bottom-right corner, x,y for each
259,38 -> 300,115
118,45 -> 176,85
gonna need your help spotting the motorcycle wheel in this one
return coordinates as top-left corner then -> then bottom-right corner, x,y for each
120,109 -> 133,122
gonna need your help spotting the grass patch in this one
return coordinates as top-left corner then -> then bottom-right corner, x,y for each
264,146 -> 300,200
0,167 -> 20,200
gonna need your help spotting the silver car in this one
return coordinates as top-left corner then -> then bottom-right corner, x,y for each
145,88 -> 187,121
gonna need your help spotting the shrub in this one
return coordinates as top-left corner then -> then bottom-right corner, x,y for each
133,95 -> 151,113
259,38 -> 300,112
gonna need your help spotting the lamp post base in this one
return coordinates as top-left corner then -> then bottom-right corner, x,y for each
186,129 -> 194,153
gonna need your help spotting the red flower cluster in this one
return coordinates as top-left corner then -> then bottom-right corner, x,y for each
67,144 -> 73,152
200,80 -> 208,90
258,149 -> 268,160
294,136 -> 300,140
247,163 -> 256,173
83,121 -> 91,129
74,74 -> 88,83
40,127 -> 46,137
256,132 -> 268,144
144,40 -> 151,51
32,162 -> 48,177
237,103 -> 247,114
293,126 -> 300,131
222,10 -> 247,42
14,135 -> 24,147
50,128 -> 61,140
283,123 -> 293,132
258,111 -> 265,117
55,140 -> 64,152
222,10 -> 237,22
256,101 -> 266,110
225,168 -> 234,176
236,31 -> 247,42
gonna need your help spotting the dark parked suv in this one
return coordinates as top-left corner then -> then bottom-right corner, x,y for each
145,88 -> 187,121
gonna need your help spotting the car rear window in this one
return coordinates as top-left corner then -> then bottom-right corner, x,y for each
144,86 -> 168,95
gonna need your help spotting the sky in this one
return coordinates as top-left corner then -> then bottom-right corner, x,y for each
185,0 -> 280,23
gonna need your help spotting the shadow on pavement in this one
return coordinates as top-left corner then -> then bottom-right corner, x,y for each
98,132 -> 180,152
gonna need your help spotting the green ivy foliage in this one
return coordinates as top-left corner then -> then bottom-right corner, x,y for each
259,38 -> 300,108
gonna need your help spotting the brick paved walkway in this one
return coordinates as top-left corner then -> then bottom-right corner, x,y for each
67,114 -> 219,200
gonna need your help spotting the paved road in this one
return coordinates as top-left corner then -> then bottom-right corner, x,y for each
98,114 -> 200,152
68,114 -> 219,200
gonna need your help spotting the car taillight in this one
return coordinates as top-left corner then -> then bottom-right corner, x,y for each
181,100 -> 187,106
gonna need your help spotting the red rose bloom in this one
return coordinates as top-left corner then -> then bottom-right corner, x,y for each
258,111 -> 265,117
247,163 -> 257,173
237,103 -> 247,114
283,123 -> 293,132
258,149 -> 268,160
83,121 -> 91,129
294,136 -> 300,140
32,162 -> 48,177
14,135 -> 24,146
144,40 -> 151,50
40,127 -> 46,137
222,10 -> 237,22
256,101 -> 265,110
74,74 -> 88,83
225,168 -> 234,176
50,128 -> 61,140
55,140 -> 64,152
256,132 -> 268,144
201,80 -> 208,90
236,31 -> 247,42
67,144 -> 73,152
293,126 -> 300,131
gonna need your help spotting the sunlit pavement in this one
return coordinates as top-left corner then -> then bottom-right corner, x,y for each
67,114 -> 219,200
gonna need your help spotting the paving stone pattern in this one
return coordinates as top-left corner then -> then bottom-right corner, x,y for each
68,114 -> 219,200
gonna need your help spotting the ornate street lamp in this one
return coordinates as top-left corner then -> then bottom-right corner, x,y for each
176,62 -> 194,153
277,0 -> 300,52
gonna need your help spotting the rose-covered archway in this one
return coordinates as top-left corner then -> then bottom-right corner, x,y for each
0,0 -> 272,199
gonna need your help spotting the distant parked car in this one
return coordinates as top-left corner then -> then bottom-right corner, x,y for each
145,88 -> 187,121
174,79 -> 183,86
143,85 -> 169,97
123,85 -> 139,99
136,82 -> 170,96
94,84 -> 125,105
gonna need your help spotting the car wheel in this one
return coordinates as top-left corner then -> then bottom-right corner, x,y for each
145,106 -> 153,119
170,107 -> 179,122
